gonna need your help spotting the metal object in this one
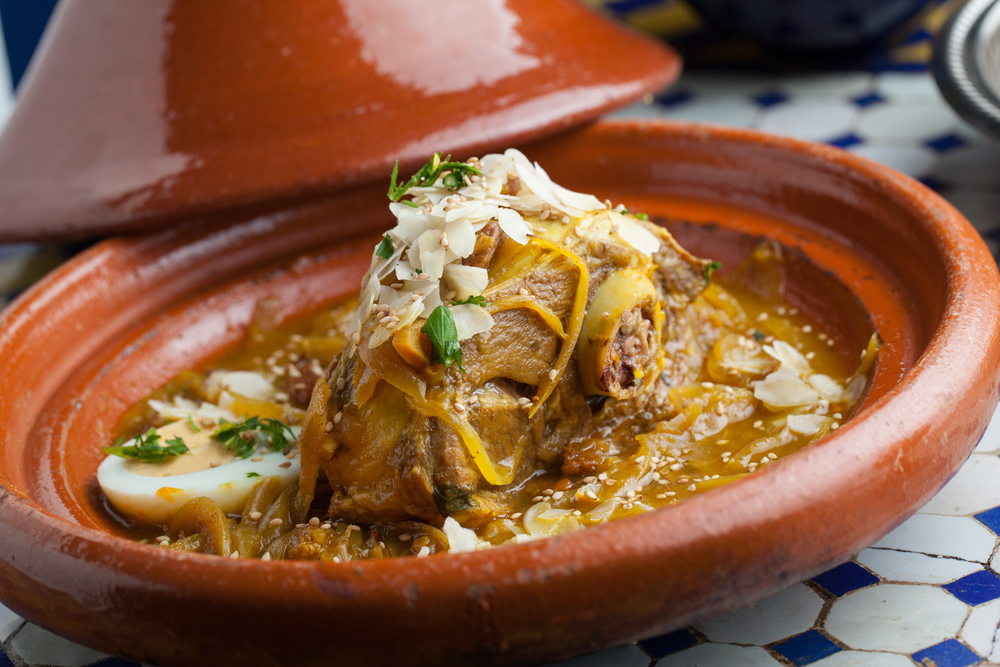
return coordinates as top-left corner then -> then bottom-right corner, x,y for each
932,0 -> 1000,140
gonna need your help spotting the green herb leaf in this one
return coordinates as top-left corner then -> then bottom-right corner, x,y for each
635,212 -> 649,221
420,305 -> 465,373
704,261 -> 721,284
401,200 -> 419,208
246,472 -> 262,479
103,428 -> 190,462
452,295 -> 489,307
212,417 -> 296,459
387,153 -> 481,202
752,330 -> 766,341
187,414 -> 201,433
375,234 -> 395,259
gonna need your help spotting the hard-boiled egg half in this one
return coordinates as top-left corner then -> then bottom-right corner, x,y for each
98,371 -> 300,525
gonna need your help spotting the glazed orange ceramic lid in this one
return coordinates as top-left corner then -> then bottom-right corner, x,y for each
0,0 -> 681,241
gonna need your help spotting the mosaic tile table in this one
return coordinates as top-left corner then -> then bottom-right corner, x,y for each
1,69 -> 1000,667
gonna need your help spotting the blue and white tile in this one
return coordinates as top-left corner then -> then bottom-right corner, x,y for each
875,72 -> 947,104
856,548 -> 982,585
848,144 -> 937,179
656,643 -> 779,667
693,584 -> 823,645
658,98 -> 760,127
856,104 -> 958,142
870,514 -> 997,562
757,100 -> 857,143
960,596 -> 1000,657
918,454 -> 1000,516
776,73 -> 873,100
0,602 -> 23,641
8,624 -> 110,667
811,650 -> 916,667
676,73 -> 776,101
935,144 -> 1000,187
548,643 -> 651,667
824,584 -> 969,653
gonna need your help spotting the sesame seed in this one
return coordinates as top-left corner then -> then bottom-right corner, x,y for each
447,291 -> 457,300
651,472 -> 661,481
818,333 -> 827,340
350,525 -> 361,532
548,369 -> 558,381
583,476 -> 597,483
391,282 -> 403,289
321,523 -> 331,530
657,479 -> 669,485
229,551 -> 239,559
827,339 -> 834,347
332,556 -> 343,563
701,382 -> 714,389
325,421 -> 334,432
279,461 -> 292,468
155,535 -> 169,543
573,510 -> 582,516
802,325 -> 813,333
833,413 -> 842,419
511,513 -> 522,520
669,463 -> 682,471
269,519 -> 282,527
418,273 -> 430,280
604,479 -> 616,487
249,511 -> 263,521
656,493 -> 667,499
831,422 -> 840,430
717,440 -> 729,446
553,491 -> 564,500
753,420 -> 764,428
756,312 -> 768,322
542,489 -> 554,496
768,453 -> 777,460
721,451 -> 732,457
274,392 -> 289,403
626,490 -> 636,498
334,411 -> 343,424
261,552 -> 272,561
519,287 -> 529,296
601,312 -> 610,320
399,533 -> 412,541
199,416 -> 217,427
336,377 -> 346,390
805,352 -> 815,360
585,490 -> 598,500
635,455 -> 646,464
309,517 -> 320,526
352,332 -> 361,345
598,473 -> 608,481
688,484 -> 696,491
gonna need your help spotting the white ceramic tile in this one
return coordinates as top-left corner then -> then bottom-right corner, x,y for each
919,454 -> 1000,516
757,101 -> 857,142
656,643 -> 779,667
945,190 -> 1000,235
974,409 -> 1000,453
694,584 -> 822,645
811,650 -> 916,667
9,623 -> 109,667
545,643 -> 650,667
849,145 -> 936,178
778,73 -> 873,99
0,601 -> 23,641
825,584 -> 968,653
875,73 -> 947,104
857,104 -> 957,141
936,145 -> 1000,187
661,99 -> 759,128
857,548 -> 980,584
962,597 -> 1000,657
871,514 -> 996,562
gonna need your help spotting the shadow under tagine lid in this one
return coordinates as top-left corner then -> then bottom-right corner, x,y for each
0,0 -> 681,241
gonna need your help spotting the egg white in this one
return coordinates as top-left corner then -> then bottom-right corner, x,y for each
98,450 -> 299,525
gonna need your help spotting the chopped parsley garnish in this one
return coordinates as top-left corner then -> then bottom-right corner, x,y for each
752,330 -> 766,341
212,416 -> 296,459
635,212 -> 649,221
186,415 -> 201,433
104,428 -> 190,462
704,261 -> 721,284
452,295 -> 489,307
246,472 -> 262,479
375,234 -> 395,259
387,153 -> 481,202
420,305 -> 465,373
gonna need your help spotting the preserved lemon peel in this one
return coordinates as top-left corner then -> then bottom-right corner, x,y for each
577,269 -> 664,399
487,295 -> 568,340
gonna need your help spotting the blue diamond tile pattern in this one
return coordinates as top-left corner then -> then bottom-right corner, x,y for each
925,133 -> 966,153
827,133 -> 863,148
654,90 -> 693,107
0,649 -> 13,667
772,629 -> 841,666
911,639 -> 981,667
810,561 -> 880,597
943,569 -> 1000,606
851,92 -> 885,108
974,504 -> 1000,535
638,628 -> 698,658
752,91 -> 789,108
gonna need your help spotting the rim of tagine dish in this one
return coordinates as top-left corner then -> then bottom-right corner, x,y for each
0,120 -> 998,666
0,0 -> 680,242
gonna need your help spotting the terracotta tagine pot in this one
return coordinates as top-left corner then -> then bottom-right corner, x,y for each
0,0 -> 680,241
0,121 -> 997,666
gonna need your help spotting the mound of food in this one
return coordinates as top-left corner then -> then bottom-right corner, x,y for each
98,150 -> 877,560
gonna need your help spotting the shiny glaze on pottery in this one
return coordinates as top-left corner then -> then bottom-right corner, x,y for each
0,0 -> 680,241
0,122 -> 997,666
